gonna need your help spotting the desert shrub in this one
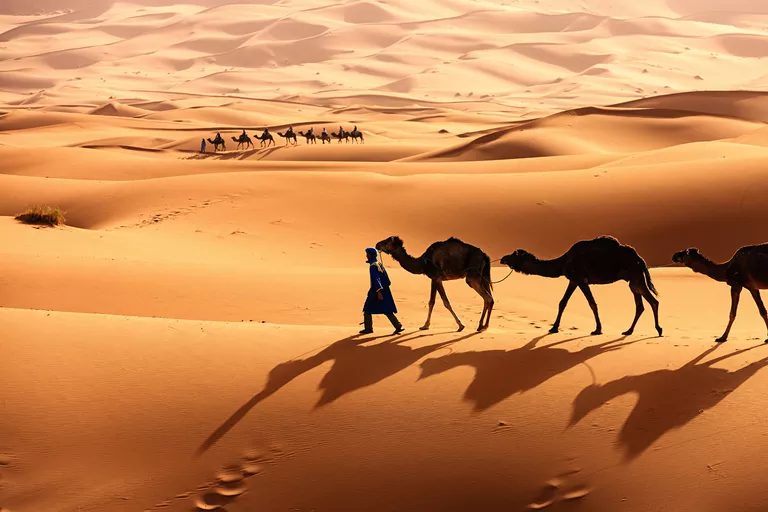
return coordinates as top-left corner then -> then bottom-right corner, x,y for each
15,205 -> 66,226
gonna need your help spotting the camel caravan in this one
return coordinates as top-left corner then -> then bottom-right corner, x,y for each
373,235 -> 768,344
202,125 -> 364,153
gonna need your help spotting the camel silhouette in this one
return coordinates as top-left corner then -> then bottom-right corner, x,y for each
277,129 -> 297,146
673,244 -> 768,343
570,344 -> 768,460
419,334 -> 642,412
196,331 -> 476,455
376,236 -> 494,332
299,129 -> 316,144
332,128 -> 349,143
206,136 -> 226,152
501,236 -> 662,337
349,125 -> 364,143
319,131 -> 332,144
257,129 -> 274,147
231,134 -> 253,150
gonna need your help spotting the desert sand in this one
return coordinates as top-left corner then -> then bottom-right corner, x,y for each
4,1 -> 768,511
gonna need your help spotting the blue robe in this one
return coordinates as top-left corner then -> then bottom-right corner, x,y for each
363,262 -> 397,315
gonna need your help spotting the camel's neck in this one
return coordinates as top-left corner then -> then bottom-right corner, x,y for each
389,247 -> 425,275
521,255 -> 566,278
688,255 -> 728,282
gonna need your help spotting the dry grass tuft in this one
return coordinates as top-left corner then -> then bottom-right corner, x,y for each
15,205 -> 66,226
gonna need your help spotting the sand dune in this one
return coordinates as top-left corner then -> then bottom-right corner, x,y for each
5,1 -> 768,511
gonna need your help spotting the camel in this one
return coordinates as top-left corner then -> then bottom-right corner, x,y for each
319,131 -> 332,144
332,130 -> 349,143
257,130 -> 274,147
277,129 -> 297,146
206,137 -> 226,152
672,244 -> 768,343
500,236 -> 662,337
299,129 -> 316,144
349,126 -> 364,144
375,236 -> 494,332
231,134 -> 253,150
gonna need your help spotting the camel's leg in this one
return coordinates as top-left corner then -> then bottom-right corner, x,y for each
551,281 -> 577,334
748,288 -> 768,342
437,281 -> 465,332
469,276 -> 494,331
421,280 -> 438,331
623,291 -> 644,336
717,285 -> 742,343
639,284 -> 662,337
578,283 -> 602,335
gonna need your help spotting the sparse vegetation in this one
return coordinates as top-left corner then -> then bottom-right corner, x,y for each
15,205 -> 66,226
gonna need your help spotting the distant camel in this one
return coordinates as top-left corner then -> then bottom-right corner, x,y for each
501,236 -> 662,336
299,129 -> 316,144
673,244 -> 768,343
231,134 -> 253,150
375,236 -> 494,332
257,130 -> 274,147
332,129 -> 349,143
277,129 -> 297,146
319,131 -> 332,144
206,137 -> 226,152
349,126 -> 364,144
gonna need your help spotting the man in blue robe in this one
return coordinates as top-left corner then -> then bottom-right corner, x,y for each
361,248 -> 404,335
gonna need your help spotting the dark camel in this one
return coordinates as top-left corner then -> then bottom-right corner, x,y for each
257,129 -> 274,147
501,236 -> 662,336
375,236 -> 494,332
206,136 -> 226,152
332,127 -> 349,143
673,244 -> 768,343
231,134 -> 253,150
277,129 -> 297,146
319,131 -> 332,144
349,125 -> 364,143
299,129 -> 316,144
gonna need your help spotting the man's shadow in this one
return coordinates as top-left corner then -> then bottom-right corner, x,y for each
418,334 -> 649,412
569,344 -> 768,461
197,331 -> 479,456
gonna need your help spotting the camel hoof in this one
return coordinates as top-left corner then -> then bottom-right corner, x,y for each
457,325 -> 465,333
622,330 -> 633,336
657,328 -> 663,337
548,327 -> 559,334
476,325 -> 485,332
419,325 -> 430,331
591,330 -> 602,336
715,337 -> 727,343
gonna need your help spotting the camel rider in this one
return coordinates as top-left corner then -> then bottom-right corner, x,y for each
241,129 -> 246,139
322,127 -> 328,140
361,248 -> 403,335
215,132 -> 223,143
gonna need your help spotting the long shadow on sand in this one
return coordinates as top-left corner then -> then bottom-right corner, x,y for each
418,334 -> 649,412
197,331 -> 479,456
569,344 -> 768,461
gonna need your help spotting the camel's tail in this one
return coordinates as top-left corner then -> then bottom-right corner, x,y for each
483,253 -> 493,291
642,261 -> 658,296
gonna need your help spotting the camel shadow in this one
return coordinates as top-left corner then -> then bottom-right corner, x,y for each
419,334 -> 649,412
569,344 -> 768,461
196,331 -> 478,456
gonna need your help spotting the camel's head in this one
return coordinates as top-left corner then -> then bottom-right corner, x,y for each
500,249 -> 536,272
672,247 -> 700,265
375,236 -> 403,255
